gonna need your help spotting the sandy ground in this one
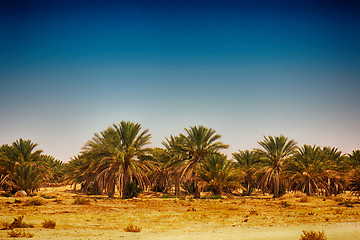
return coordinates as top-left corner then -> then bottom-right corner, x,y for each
0,186 -> 359,239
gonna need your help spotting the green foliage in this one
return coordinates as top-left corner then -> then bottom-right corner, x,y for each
300,230 -> 327,240
182,181 -> 196,195
125,182 -> 142,198
169,125 -> 229,198
0,139 -> 63,194
256,135 -> 298,198
233,150 -> 259,196
198,154 -> 239,195
73,121 -> 153,198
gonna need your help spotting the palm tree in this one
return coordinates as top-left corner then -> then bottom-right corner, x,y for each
147,147 -> 172,193
349,150 -> 360,168
198,154 -> 239,195
256,135 -> 298,198
232,150 -> 260,196
286,145 -> 331,196
171,126 -> 229,198
348,169 -> 360,197
322,147 -> 349,195
0,139 -> 51,194
162,135 -> 188,195
80,121 -> 153,198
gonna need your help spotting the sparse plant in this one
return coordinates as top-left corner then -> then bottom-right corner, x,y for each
73,196 -> 90,205
2,216 -> 34,230
161,193 -> 176,198
42,219 -> 56,229
281,201 -> 290,208
124,224 -> 141,232
209,195 -> 223,199
300,230 -> 327,240
7,229 -> 34,238
23,198 -> 44,206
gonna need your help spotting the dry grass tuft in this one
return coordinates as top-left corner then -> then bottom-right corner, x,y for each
73,196 -> 90,205
42,219 -> 56,229
124,224 -> 142,232
7,229 -> 34,238
2,216 -> 34,229
300,230 -> 327,240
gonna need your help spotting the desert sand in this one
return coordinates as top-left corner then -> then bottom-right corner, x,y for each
1,186 -> 359,239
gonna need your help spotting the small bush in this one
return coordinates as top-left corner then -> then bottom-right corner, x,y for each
42,219 -> 56,229
23,198 -> 44,206
73,196 -> 90,205
2,216 -> 35,230
161,194 -> 176,198
300,230 -> 327,240
8,229 -> 34,238
281,201 -> 290,208
124,224 -> 141,232
209,195 -> 223,199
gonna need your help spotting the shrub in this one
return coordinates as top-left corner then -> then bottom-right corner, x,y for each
2,216 -> 34,230
23,198 -> 44,206
8,229 -> 34,238
124,224 -> 141,232
209,195 -> 223,199
281,201 -> 290,208
42,219 -> 56,229
73,196 -> 90,205
161,194 -> 176,198
300,230 -> 327,240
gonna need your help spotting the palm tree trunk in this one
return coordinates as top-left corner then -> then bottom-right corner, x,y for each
175,180 -> 180,195
274,170 -> 280,198
194,181 -> 201,198
122,167 -> 130,199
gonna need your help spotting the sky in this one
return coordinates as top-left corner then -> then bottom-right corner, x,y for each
0,0 -> 359,161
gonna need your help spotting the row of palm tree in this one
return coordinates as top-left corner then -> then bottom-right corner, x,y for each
1,121 -> 360,199
0,139 -> 65,194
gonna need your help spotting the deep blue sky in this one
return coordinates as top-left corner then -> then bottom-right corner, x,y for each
1,1 -> 359,161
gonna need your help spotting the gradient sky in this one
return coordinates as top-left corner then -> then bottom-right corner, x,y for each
1,1 -> 359,161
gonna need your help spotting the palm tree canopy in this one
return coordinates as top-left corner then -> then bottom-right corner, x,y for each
78,121 -> 153,198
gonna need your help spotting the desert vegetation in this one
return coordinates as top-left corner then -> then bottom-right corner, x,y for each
1,121 -> 360,239
1,121 -> 360,199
